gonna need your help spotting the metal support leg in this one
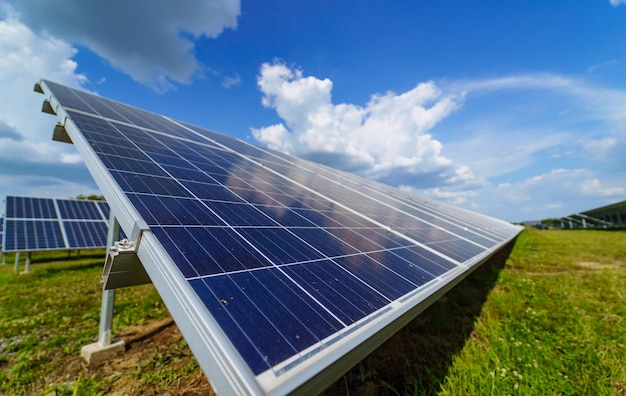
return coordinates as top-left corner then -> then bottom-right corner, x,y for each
98,214 -> 120,346
81,213 -> 125,365
24,252 -> 32,273
14,252 -> 21,273
98,289 -> 115,346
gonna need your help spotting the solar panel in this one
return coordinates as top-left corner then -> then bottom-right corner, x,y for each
37,80 -> 522,395
2,196 -> 111,252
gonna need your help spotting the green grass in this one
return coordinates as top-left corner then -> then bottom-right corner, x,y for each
437,229 -> 626,395
322,228 -> 626,395
1,229 -> 625,395
0,250 -> 169,395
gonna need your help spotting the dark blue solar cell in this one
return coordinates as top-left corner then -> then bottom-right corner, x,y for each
15,197 -> 57,219
18,220 -> 64,250
98,202 -> 110,219
204,202 -> 277,226
141,176 -> 191,197
290,228 -> 358,257
189,279 -> 271,375
333,255 -> 416,300
199,274 -> 299,368
57,200 -> 102,220
323,228 -> 385,252
252,268 -> 343,339
253,205 -> 314,227
289,209 -> 345,228
63,221 -> 108,248
158,227 -> 234,277
237,228 -> 325,264
228,272 -> 321,352
391,246 -> 456,276
151,227 -> 198,277
64,222 -> 84,248
366,250 -> 435,286
185,227 -> 272,274
181,181 -> 242,202
425,239 -> 487,263
135,195 -> 181,225
284,259 -> 389,325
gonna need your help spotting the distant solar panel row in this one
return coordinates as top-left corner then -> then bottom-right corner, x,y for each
39,80 -> 522,395
2,196 -> 110,252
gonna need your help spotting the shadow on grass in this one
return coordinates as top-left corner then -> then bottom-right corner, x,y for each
322,238 -> 517,396
28,250 -> 106,264
32,260 -> 105,276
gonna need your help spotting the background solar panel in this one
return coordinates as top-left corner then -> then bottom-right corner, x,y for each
2,196 -> 112,253
38,80 -> 522,395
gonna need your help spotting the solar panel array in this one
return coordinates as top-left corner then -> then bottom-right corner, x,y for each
38,80 -> 522,395
2,196 -> 110,252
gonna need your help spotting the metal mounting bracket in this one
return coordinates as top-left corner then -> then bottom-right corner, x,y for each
101,238 -> 152,290
52,119 -> 73,144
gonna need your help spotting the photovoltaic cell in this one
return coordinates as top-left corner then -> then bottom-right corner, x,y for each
2,196 -> 113,253
38,80 -> 522,395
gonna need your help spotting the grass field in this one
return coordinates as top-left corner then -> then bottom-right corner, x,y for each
0,228 -> 624,395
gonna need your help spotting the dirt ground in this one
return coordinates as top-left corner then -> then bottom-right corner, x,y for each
47,318 -> 211,395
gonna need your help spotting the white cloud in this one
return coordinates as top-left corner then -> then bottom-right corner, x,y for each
456,169 -> 625,220
581,178 -> 624,196
252,61 -> 473,189
12,0 -> 240,89
252,64 -> 626,221
222,73 -> 242,89
0,4 -> 96,202
60,152 -> 83,164
587,60 -> 618,73
610,0 -> 626,6
0,8 -> 84,161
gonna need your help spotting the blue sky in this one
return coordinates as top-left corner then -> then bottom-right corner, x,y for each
1,0 -> 625,222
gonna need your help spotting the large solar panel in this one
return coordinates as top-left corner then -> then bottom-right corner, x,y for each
37,80 -> 522,395
2,196 -> 111,252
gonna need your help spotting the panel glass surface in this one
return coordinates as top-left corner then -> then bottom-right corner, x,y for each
41,80 -> 522,388
2,195 -> 112,252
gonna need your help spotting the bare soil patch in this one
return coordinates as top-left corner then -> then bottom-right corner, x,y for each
49,318 -> 213,396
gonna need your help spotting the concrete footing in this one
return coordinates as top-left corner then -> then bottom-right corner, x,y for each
80,339 -> 125,366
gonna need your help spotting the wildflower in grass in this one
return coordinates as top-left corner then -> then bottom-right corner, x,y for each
514,383 -> 519,390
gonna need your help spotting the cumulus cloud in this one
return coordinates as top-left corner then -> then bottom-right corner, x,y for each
12,0 -> 240,90
0,5 -> 96,201
252,64 -> 626,221
252,61 -> 474,189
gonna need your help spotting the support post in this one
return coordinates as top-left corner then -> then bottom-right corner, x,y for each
80,213 -> 125,365
14,252 -> 21,273
98,288 -> 115,346
23,252 -> 32,273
